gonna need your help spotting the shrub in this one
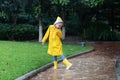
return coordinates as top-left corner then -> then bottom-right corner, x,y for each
99,30 -> 119,41
0,24 -> 38,40
0,24 -> 11,39
83,21 -> 120,41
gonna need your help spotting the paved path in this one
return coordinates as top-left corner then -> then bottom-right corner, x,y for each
29,43 -> 120,80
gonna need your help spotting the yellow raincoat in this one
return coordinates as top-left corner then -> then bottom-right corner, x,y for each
42,25 -> 63,56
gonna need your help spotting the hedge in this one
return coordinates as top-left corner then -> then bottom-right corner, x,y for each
0,24 -> 38,40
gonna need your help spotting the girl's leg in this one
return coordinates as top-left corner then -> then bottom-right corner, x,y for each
60,55 -> 66,60
53,56 -> 57,61
61,55 -> 72,70
53,56 -> 58,69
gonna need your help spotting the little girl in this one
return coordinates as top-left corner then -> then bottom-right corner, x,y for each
42,16 -> 72,69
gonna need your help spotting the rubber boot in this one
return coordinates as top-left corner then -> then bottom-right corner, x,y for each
54,61 -> 58,69
63,59 -> 72,70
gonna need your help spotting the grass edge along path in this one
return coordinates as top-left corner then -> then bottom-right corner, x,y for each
0,41 -> 93,80
16,48 -> 94,80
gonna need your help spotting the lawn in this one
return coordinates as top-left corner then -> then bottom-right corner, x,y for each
0,41 -> 93,80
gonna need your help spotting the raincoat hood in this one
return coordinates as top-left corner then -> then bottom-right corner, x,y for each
54,16 -> 63,25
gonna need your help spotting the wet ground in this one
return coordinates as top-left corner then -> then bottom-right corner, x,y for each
29,43 -> 120,80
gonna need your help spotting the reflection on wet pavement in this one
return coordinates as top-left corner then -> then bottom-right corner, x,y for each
30,43 -> 120,80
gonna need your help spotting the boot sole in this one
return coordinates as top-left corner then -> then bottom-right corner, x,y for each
66,64 -> 72,70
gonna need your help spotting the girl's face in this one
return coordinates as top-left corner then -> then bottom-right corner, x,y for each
55,23 -> 64,29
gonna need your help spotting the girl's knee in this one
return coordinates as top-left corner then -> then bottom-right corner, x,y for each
61,55 -> 66,60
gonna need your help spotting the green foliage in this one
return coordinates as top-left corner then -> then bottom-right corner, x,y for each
33,5 -> 41,19
51,0 -> 70,5
0,24 -> 11,39
83,21 -> 120,41
99,30 -> 119,41
80,0 -> 104,7
0,24 -> 38,40
0,41 -> 93,80
0,0 -> 120,41
51,0 -> 59,4
1,0 -> 20,16
66,16 -> 81,35
0,11 -> 8,19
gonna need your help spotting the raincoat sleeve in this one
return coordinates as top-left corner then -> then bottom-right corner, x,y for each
57,29 -> 62,39
42,27 -> 50,43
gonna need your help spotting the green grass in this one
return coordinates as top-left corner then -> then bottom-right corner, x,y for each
0,41 -> 93,80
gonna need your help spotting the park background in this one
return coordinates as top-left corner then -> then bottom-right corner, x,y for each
0,0 -> 120,41
0,0 -> 120,80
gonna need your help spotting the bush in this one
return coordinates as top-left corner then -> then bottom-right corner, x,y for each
66,16 -> 81,36
0,24 -> 38,40
83,22 -> 120,41
99,30 -> 119,41
0,24 -> 11,39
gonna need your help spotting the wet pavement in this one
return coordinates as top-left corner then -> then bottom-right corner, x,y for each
29,43 -> 120,80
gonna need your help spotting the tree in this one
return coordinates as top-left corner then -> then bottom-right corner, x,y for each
80,0 -> 104,8
51,0 -> 70,40
12,0 -> 21,27
37,0 -> 42,42
50,0 -> 104,39
0,11 -> 8,22
0,0 -> 22,26
31,0 -> 42,42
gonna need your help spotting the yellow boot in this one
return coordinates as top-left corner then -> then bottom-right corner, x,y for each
63,59 -> 72,70
54,61 -> 58,69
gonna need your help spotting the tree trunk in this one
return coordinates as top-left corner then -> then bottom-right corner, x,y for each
110,7 -> 114,31
61,7 -> 66,40
62,27 -> 65,39
39,19 -> 43,42
13,16 -> 17,27
38,0 -> 43,42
